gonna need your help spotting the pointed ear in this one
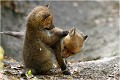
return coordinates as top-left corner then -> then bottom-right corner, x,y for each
69,27 -> 76,36
45,4 -> 50,8
83,35 -> 88,41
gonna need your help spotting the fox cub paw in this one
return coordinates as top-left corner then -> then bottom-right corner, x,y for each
63,70 -> 71,75
62,31 -> 69,37
56,30 -> 69,38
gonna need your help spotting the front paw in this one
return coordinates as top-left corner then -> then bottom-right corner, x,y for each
63,70 -> 71,75
56,30 -> 69,38
62,31 -> 69,37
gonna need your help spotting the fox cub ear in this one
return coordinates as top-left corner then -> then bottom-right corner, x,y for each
45,4 -> 50,8
69,27 -> 76,36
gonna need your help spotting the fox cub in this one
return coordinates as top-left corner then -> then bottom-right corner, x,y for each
23,4 -> 70,75
50,27 -> 88,58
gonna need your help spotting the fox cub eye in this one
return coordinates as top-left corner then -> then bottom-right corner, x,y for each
44,16 -> 52,26
42,13 -> 50,20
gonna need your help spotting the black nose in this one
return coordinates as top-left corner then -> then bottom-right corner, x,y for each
84,35 -> 88,41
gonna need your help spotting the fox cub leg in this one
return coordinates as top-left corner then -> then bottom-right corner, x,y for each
52,39 -> 71,75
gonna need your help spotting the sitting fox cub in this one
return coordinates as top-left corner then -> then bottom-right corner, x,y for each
23,4 -> 70,75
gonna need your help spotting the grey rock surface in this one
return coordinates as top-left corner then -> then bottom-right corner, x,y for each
69,56 -> 120,80
2,56 -> 120,80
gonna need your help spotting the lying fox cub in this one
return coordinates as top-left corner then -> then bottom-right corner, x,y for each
50,27 -> 88,58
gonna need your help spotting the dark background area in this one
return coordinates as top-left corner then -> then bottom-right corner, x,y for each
1,1 -> 119,62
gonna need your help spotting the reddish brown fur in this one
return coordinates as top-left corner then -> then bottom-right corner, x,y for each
50,27 -> 88,58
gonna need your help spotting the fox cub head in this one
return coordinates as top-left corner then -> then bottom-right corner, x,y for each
27,4 -> 55,30
62,27 -> 88,58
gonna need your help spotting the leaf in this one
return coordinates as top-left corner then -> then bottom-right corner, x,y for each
0,46 -> 4,61
0,46 -> 4,54
26,70 -> 32,77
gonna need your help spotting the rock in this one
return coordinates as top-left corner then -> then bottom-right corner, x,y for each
2,56 -> 120,80
70,56 -> 120,80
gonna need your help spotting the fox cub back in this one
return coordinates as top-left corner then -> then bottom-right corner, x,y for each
23,5 -> 55,75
